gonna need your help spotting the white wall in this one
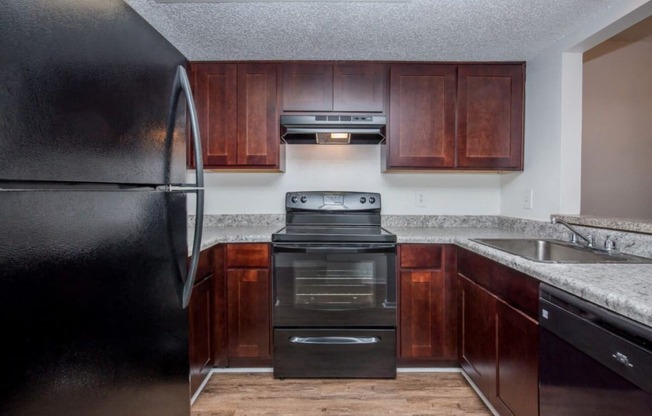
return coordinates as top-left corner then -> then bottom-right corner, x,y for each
193,0 -> 651,218
196,146 -> 501,215
581,38 -> 652,219
501,0 -> 652,220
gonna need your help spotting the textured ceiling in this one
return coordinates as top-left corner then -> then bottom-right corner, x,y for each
125,0 -> 621,61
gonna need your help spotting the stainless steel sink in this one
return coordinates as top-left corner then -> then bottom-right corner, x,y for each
471,238 -> 652,264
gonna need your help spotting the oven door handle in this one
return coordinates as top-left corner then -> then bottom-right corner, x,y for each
273,243 -> 396,254
289,336 -> 380,345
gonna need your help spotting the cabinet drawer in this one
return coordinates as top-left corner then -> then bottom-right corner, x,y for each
226,243 -> 270,268
457,248 -> 539,319
400,244 -> 442,269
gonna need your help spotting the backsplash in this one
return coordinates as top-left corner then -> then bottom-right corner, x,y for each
188,214 -> 285,227
382,215 -> 500,228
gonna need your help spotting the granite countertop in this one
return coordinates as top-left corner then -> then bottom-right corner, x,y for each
191,225 -> 279,252
190,222 -> 652,328
387,226 -> 652,328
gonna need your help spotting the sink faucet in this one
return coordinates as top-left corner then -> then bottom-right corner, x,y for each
551,218 -> 594,247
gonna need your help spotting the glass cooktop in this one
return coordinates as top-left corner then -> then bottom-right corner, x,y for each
272,225 -> 396,243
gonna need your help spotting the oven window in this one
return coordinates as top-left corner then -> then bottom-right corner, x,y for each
292,260 -> 378,310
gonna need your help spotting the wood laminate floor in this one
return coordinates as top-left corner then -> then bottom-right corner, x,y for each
192,372 -> 492,416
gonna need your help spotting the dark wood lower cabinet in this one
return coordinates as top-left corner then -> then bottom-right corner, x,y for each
458,248 -> 540,416
189,272 -> 214,396
495,302 -> 539,416
227,268 -> 271,362
398,244 -> 457,365
225,243 -> 272,367
193,241 -> 539,416
458,275 -> 497,397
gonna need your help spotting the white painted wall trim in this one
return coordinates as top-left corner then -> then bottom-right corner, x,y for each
559,52 -> 584,214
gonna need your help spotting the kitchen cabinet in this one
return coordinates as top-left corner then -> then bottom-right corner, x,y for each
458,274 -> 497,398
398,244 -> 457,365
457,64 -> 524,170
383,63 -> 524,171
189,62 -> 284,170
225,243 -> 272,367
282,62 -> 386,112
386,64 -> 457,169
188,248 -> 215,397
457,248 -> 539,416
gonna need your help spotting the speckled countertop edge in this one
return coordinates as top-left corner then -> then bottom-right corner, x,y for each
552,214 -> 652,235
191,223 -> 652,327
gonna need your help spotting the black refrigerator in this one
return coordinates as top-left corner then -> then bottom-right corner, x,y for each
0,1 -> 204,415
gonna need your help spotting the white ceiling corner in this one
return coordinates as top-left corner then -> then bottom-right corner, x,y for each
124,0 -> 622,61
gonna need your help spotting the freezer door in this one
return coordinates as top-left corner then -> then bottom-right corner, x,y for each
0,0 -> 187,185
0,190 -> 190,416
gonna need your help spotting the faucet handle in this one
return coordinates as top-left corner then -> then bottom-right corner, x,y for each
587,235 -> 595,248
569,233 -> 577,244
604,236 -> 617,252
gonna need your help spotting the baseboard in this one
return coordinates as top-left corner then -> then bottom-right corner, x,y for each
459,369 -> 501,416
212,367 -> 274,373
397,367 -> 461,373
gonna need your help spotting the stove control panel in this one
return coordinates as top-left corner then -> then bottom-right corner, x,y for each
285,191 -> 381,211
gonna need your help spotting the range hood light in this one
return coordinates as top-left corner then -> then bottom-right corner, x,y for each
316,132 -> 351,144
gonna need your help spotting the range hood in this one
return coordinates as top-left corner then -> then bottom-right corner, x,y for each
280,115 -> 386,145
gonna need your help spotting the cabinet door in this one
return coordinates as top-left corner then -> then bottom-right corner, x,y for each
495,301 -> 539,416
282,63 -> 333,111
333,63 -> 386,112
237,63 -> 280,167
227,269 -> 271,359
189,274 -> 214,396
458,275 -> 497,398
398,245 -> 457,363
191,63 -> 237,167
400,270 -> 445,358
457,64 -> 524,169
387,64 -> 456,168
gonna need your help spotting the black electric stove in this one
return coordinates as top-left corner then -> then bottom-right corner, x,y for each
272,191 -> 396,244
272,191 -> 397,379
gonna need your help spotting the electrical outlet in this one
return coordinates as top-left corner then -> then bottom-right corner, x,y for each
522,189 -> 534,210
415,191 -> 427,207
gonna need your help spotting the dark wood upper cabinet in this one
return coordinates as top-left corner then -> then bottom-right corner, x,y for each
457,64 -> 524,170
386,64 -> 457,169
191,63 -> 237,167
189,62 -> 283,170
384,63 -> 524,171
333,63 -> 386,112
237,63 -> 280,166
282,62 -> 386,113
282,63 -> 333,112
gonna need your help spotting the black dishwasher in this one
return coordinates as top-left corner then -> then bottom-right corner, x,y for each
539,284 -> 652,416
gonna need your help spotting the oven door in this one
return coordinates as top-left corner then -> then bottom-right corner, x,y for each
273,243 -> 396,327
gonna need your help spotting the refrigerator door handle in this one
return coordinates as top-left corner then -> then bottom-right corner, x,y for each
168,65 -> 204,309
